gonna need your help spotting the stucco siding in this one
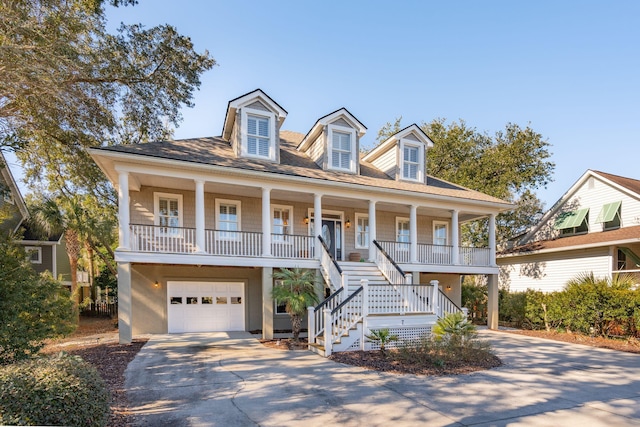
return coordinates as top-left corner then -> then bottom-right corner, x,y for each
130,264 -> 264,335
498,247 -> 611,292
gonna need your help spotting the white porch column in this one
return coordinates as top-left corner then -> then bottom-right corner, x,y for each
195,179 -> 205,253
262,187 -> 271,257
410,205 -> 418,263
489,213 -> 496,266
117,262 -> 132,344
314,193 -> 322,259
262,267 -> 274,339
117,170 -> 130,250
368,200 -> 377,261
487,274 -> 499,330
451,209 -> 459,265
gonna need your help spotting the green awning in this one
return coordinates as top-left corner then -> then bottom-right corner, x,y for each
554,208 -> 589,230
619,247 -> 640,268
596,201 -> 621,223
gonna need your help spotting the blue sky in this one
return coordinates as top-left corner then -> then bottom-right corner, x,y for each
7,1 -> 640,210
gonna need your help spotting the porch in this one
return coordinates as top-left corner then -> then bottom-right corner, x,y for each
125,224 -> 494,268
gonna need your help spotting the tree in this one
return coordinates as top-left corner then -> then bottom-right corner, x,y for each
376,118 -> 554,247
1,0 -> 216,268
271,268 -> 320,343
0,234 -> 76,364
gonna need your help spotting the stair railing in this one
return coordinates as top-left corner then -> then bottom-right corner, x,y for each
318,235 -> 347,292
324,285 -> 364,357
373,240 -> 411,285
307,287 -> 344,347
433,281 -> 463,318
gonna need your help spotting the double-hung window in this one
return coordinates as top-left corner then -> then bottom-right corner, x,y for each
247,114 -> 270,158
396,218 -> 410,243
216,199 -> 241,240
355,213 -> 369,248
403,145 -> 419,180
331,131 -> 352,170
25,246 -> 42,264
433,221 -> 448,246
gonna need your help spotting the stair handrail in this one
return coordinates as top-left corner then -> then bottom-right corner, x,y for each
373,240 -> 407,285
309,287 -> 344,344
436,288 -> 463,318
318,235 -> 343,292
329,285 -> 364,344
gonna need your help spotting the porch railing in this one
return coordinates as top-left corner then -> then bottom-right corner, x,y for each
129,224 -> 316,259
378,240 -> 492,267
368,284 -> 432,314
319,235 -> 345,292
130,224 -> 197,254
271,234 -> 315,259
373,240 -> 409,285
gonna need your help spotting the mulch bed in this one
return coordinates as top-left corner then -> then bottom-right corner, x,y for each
507,329 -> 640,354
330,350 -> 502,375
41,317 -> 148,427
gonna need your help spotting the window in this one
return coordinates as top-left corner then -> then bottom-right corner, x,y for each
272,205 -> 293,241
25,246 -> 42,264
274,280 -> 288,314
433,221 -> 448,246
355,213 -> 369,248
154,193 -> 183,235
618,249 -> 627,270
596,201 -> 621,231
331,131 -> 351,170
396,218 -> 410,243
555,208 -> 589,236
216,199 -> 241,239
3,191 -> 13,204
247,114 -> 270,158
403,145 -> 419,180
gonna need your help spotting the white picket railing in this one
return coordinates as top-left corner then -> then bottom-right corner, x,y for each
434,283 -> 463,318
308,288 -> 344,346
459,246 -> 491,266
368,284 -> 432,314
373,241 -> 409,285
130,224 -> 197,254
418,243 -> 453,264
204,229 -> 262,256
326,286 -> 363,350
271,234 -> 315,259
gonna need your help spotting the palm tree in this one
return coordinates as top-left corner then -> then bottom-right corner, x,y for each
271,268 -> 320,343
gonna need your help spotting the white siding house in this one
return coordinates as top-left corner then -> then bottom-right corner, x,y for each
498,170 -> 640,293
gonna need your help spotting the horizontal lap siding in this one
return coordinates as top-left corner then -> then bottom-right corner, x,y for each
499,247 -> 611,293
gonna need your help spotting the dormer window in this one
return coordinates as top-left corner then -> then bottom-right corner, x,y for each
332,131 -> 352,170
328,124 -> 357,173
247,114 -> 270,157
403,145 -> 419,180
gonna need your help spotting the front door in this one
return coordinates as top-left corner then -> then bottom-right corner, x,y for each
321,219 -> 341,260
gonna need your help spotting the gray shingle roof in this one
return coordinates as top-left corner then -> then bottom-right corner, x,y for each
97,130 -> 509,205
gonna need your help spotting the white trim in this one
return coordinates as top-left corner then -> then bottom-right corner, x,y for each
308,208 -> 345,261
354,213 -> 369,249
396,217 -> 410,243
153,192 -> 184,228
433,220 -> 449,245
25,246 -> 42,264
272,204 -> 294,239
327,123 -> 357,173
241,107 -> 277,161
400,139 -> 424,183
215,198 -> 242,239
273,279 -> 289,315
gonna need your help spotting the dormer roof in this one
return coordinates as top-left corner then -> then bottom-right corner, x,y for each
297,108 -> 367,151
363,124 -> 434,163
221,89 -> 288,141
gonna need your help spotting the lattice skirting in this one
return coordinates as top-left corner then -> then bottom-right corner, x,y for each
367,326 -> 432,351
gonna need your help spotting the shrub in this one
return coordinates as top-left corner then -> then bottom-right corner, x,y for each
433,311 -> 477,347
0,236 -> 76,364
365,328 -> 399,353
499,290 -> 527,327
0,353 -> 109,426
461,281 -> 487,322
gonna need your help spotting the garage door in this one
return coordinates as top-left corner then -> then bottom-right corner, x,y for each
167,282 -> 245,333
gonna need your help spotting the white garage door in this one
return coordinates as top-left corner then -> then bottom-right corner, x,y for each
167,281 -> 245,333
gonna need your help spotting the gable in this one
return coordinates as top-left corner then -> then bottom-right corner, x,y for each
516,170 -> 640,246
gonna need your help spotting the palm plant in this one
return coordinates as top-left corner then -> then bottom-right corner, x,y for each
365,328 -> 399,353
271,268 -> 320,343
433,311 -> 477,347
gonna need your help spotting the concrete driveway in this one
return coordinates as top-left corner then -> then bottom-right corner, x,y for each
125,330 -> 640,426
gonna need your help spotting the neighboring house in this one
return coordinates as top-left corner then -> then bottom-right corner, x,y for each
498,170 -> 640,293
0,152 -> 71,281
89,89 -> 511,354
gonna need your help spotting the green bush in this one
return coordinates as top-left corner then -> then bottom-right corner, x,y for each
461,281 -> 487,321
499,290 -> 527,327
0,353 -> 109,426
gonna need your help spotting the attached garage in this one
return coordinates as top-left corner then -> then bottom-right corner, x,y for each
167,281 -> 245,333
